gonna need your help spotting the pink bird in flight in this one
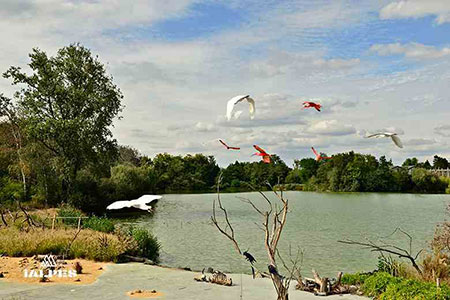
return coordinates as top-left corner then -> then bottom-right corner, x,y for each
311,147 -> 332,161
219,139 -> 240,150
253,145 -> 271,163
302,101 -> 322,112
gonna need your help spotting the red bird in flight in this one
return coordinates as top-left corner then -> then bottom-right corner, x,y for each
218,139 -> 240,150
253,145 -> 271,163
311,147 -> 332,161
302,101 -> 322,112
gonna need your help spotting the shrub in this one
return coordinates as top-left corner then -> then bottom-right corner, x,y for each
57,204 -> 83,226
381,278 -> 450,300
411,168 -> 447,193
126,227 -> 160,262
341,272 -> 371,285
362,272 -> 402,297
83,216 -> 115,233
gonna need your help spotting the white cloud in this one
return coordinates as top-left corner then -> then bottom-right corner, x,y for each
380,0 -> 450,24
194,122 -> 216,132
307,120 -> 357,136
434,125 -> 450,137
370,43 -> 450,60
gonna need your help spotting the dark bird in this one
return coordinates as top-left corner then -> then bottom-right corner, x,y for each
268,264 -> 281,277
243,251 -> 256,264
219,139 -> 240,150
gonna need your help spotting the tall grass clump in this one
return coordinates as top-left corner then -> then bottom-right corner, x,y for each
0,227 -> 135,262
83,216 -> 115,233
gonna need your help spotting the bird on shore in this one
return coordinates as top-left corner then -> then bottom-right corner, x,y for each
226,95 -> 255,121
302,101 -> 322,112
106,195 -> 162,212
311,147 -> 332,161
252,145 -> 271,163
366,132 -> 403,148
219,139 -> 240,150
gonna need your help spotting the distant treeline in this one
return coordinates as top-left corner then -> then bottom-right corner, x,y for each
1,44 -> 449,215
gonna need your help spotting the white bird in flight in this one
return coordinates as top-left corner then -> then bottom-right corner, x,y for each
106,195 -> 162,212
226,95 -> 255,121
366,132 -> 403,148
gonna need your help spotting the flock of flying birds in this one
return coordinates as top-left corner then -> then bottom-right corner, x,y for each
220,94 -> 403,164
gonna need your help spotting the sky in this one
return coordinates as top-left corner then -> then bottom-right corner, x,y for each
1,0 -> 450,167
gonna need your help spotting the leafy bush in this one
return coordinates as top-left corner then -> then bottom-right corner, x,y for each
362,272 -> 402,297
411,168 -> 447,193
125,227 -> 160,262
341,272 -> 371,285
57,204 -> 83,226
381,278 -> 450,299
83,216 -> 115,233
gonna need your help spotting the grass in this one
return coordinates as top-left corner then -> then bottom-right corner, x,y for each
0,227 -> 135,262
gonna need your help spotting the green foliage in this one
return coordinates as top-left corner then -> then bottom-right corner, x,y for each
0,177 -> 23,204
221,155 -> 290,189
108,164 -> 156,199
83,216 -> 115,233
381,278 -> 450,299
126,227 -> 160,262
341,272 -> 371,285
3,43 -> 123,198
434,155 -> 450,169
411,168 -> 447,193
57,204 -> 83,226
361,272 -> 402,297
153,153 -> 220,192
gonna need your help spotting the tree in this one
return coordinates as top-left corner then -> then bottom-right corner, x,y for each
433,155 -> 449,169
212,175 -> 300,300
3,44 -> 123,196
402,157 -> 418,167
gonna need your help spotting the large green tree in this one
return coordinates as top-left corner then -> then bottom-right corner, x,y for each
3,44 -> 123,196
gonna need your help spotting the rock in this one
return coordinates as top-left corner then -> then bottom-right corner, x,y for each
348,285 -> 358,294
74,278 -> 81,282
98,267 -> 103,270
0,272 -> 4,278
182,267 -> 191,271
151,290 -> 157,293
206,267 -> 214,273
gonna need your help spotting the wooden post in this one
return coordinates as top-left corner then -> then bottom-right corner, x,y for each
437,278 -> 441,288
51,214 -> 56,230
77,216 -> 81,230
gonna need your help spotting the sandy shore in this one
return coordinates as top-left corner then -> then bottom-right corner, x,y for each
0,262 -> 368,300
0,256 -> 109,284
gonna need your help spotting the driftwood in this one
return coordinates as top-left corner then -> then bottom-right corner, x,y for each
194,270 -> 232,286
297,270 -> 348,296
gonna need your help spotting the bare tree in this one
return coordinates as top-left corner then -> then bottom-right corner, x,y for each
338,227 -> 423,276
211,174 -> 300,300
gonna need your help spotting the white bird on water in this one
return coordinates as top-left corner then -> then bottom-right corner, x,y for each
226,95 -> 255,121
106,195 -> 162,212
366,132 -> 403,148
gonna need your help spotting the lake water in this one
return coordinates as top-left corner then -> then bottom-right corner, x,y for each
129,192 -> 450,277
